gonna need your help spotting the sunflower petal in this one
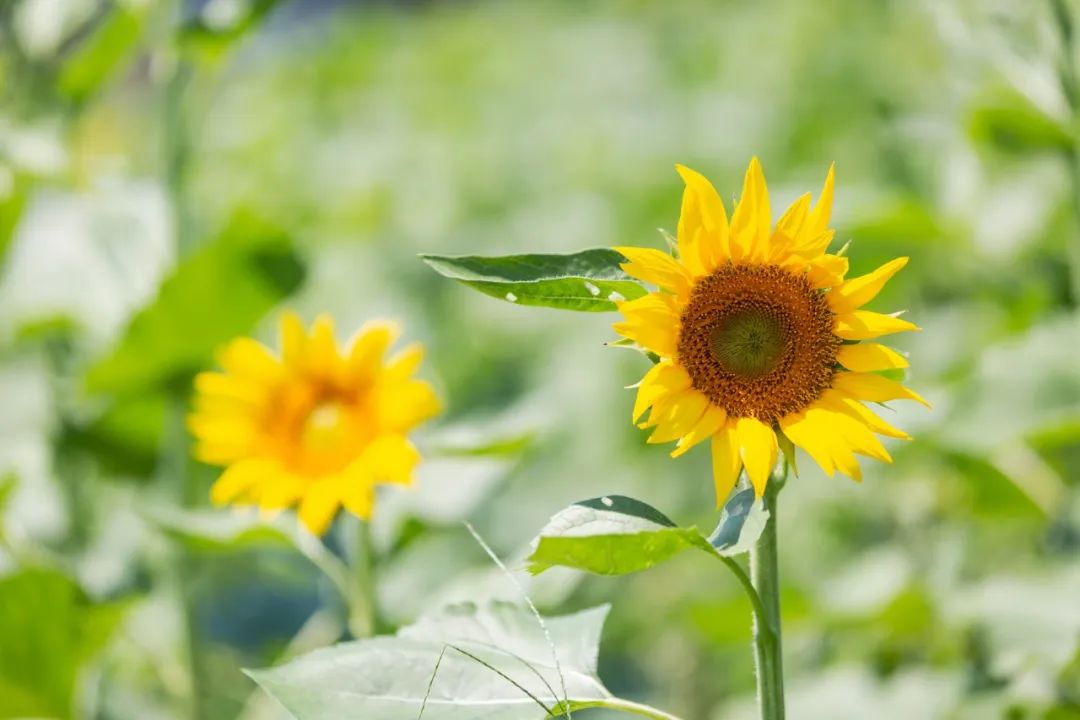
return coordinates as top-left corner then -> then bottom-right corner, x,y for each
614,246 -> 692,295
671,404 -> 727,457
362,435 -> 421,485
279,311 -> 307,368
836,343 -> 909,372
832,372 -> 930,407
736,417 -> 777,496
819,390 -> 911,440
806,251 -> 847,288
632,361 -> 692,421
209,458 -> 278,505
218,338 -> 283,384
729,157 -> 771,263
676,164 -> 731,269
834,310 -> 920,340
711,425 -> 742,508
805,162 -> 835,241
647,390 -> 710,444
298,477 -> 343,535
347,321 -> 400,380
829,257 -> 909,313
613,294 -> 680,357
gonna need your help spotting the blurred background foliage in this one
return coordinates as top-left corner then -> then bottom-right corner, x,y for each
1,0 -> 1080,718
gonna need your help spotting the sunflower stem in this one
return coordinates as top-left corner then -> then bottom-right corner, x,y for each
750,462 -> 787,720
346,516 -> 377,638
1050,0 -> 1080,306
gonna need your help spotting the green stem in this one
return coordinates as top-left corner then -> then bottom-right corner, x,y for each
750,464 -> 787,720
1051,0 -> 1080,306
346,516 -> 376,638
574,697 -> 684,720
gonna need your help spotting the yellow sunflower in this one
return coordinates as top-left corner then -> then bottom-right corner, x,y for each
189,313 -> 440,534
614,158 -> 927,504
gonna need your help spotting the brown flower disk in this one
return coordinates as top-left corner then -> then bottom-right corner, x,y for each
677,264 -> 839,423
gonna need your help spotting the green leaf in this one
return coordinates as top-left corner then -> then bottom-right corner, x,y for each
180,0 -> 285,60
968,90 -> 1073,155
57,6 -> 146,102
527,491 -> 768,577
0,568 -> 128,719
421,248 -> 647,312
247,601 -> 613,719
148,508 -> 294,553
85,213 -> 304,395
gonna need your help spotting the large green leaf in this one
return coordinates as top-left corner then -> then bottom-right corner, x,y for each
248,601 -> 612,719
57,5 -> 146,102
421,248 -> 646,312
0,568 -> 128,719
968,90 -> 1074,155
526,491 -> 768,576
85,213 -> 304,395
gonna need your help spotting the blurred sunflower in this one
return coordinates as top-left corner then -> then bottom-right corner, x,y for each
615,158 -> 927,504
189,313 -> 440,534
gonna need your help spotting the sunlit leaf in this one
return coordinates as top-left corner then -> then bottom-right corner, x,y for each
968,90 -> 1073,155
57,5 -> 146,102
421,248 -> 646,312
148,507 -> 294,553
85,213 -> 304,395
247,601 -> 613,719
0,568 -> 128,719
527,492 -> 766,577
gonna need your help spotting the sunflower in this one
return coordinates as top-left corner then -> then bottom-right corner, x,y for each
614,158 -> 926,504
189,313 -> 440,534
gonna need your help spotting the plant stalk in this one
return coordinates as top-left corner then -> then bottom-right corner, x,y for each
749,464 -> 787,720
346,516 -> 377,638
1051,0 -> 1080,306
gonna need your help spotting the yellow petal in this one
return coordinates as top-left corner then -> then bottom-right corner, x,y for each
218,338 -> 283,384
632,361 -> 692,422
736,417 -> 777,496
613,294 -> 680,357
675,164 -> 731,269
729,157 -> 771,263
776,192 -> 811,248
806,251 -> 847,288
711,425 -> 742,508
193,372 -> 265,405
385,342 -> 425,383
836,343 -> 909,372
647,390 -> 710,444
255,473 -> 306,510
780,406 -> 863,480
347,321 -> 399,381
298,477 -> 343,535
829,257 -> 909,313
671,405 -> 727,458
805,162 -> 835,240
306,314 -> 342,379
378,379 -> 441,431
613,246 -> 691,296
819,390 -> 910,440
279,311 -> 307,368
832,372 -> 930,407
362,434 -> 421,485
834,310 -> 920,340
209,457 -> 278,505
340,473 -> 375,521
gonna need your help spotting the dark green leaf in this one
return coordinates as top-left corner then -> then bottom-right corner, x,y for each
968,91 -> 1073,155
421,248 -> 646,312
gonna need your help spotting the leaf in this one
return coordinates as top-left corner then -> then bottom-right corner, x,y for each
707,488 -> 769,556
0,568 -> 128,719
968,90 -> 1073,155
85,213 -> 304,395
180,0 -> 285,60
421,248 -> 647,312
57,5 -> 146,102
527,491 -> 768,577
148,507 -> 294,553
247,601 -> 612,719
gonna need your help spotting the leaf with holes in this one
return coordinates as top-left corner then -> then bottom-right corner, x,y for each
421,248 -> 646,312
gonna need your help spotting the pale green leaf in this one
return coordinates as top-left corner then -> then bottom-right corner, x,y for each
247,601 -> 612,719
421,248 -> 646,312
707,488 -> 769,557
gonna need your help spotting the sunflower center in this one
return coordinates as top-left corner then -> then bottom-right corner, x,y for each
710,310 -> 785,378
677,264 -> 839,423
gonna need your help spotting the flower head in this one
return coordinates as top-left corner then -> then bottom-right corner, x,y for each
190,313 -> 440,534
615,159 -> 926,504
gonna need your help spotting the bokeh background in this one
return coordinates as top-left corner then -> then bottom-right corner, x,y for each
2,0 -> 1080,718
